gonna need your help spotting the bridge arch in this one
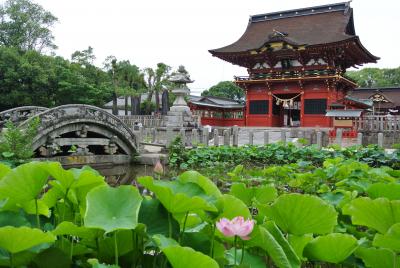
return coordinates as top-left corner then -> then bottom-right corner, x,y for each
20,104 -> 138,157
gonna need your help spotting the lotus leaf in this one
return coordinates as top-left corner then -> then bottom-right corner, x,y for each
265,194 -> 337,235
0,162 -> 48,208
229,183 -> 277,206
138,176 -> 217,214
52,221 -> 102,239
0,211 -> 30,227
288,234 -> 313,261
355,246 -> 400,268
0,226 -> 55,253
178,171 -> 221,198
88,258 -> 120,268
342,197 -> 400,233
84,185 -> 142,233
138,198 -> 179,236
247,225 -> 298,268
373,223 -> 400,252
225,248 -> 265,268
367,183 -> 400,200
304,233 -> 358,264
162,245 -> 219,268
217,194 -> 251,220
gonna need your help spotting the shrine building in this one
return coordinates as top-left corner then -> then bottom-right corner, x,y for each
207,2 -> 379,127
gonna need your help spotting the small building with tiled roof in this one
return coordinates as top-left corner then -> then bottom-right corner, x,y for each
209,2 -> 378,128
348,87 -> 400,115
188,96 -> 245,126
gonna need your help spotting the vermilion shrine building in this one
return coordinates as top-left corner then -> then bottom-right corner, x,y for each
204,2 -> 378,127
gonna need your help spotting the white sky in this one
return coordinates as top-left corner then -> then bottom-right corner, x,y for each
19,0 -> 400,94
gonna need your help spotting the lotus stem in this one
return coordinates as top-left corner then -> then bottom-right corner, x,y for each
209,223 -> 215,257
240,240 -> 245,264
114,231 -> 119,266
35,198 -> 40,229
168,212 -> 172,238
179,211 -> 189,244
9,252 -> 13,268
70,236 -> 74,260
234,235 -> 238,266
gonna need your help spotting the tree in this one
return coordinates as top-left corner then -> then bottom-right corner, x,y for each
143,63 -> 171,114
346,67 -> 400,88
0,0 -> 58,52
71,46 -> 96,66
201,81 -> 244,101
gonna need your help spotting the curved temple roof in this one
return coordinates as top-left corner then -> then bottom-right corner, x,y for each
209,2 -> 378,65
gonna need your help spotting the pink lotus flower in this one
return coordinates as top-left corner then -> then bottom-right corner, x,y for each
154,160 -> 163,175
216,216 -> 254,240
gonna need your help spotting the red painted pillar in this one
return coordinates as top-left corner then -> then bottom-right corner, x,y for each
300,92 -> 305,127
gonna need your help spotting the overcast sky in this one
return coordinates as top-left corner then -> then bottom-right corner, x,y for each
25,0 -> 400,94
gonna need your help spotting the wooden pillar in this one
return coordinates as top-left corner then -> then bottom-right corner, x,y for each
300,93 -> 305,127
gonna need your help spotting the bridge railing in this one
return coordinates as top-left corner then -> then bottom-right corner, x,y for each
0,106 -> 48,127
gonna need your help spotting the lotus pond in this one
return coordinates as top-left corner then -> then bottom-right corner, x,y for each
0,144 -> 399,267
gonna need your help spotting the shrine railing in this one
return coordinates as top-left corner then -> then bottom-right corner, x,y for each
354,115 -> 400,132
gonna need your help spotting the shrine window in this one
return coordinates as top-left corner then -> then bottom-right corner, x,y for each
304,99 -> 327,114
249,100 -> 269,114
281,59 -> 291,70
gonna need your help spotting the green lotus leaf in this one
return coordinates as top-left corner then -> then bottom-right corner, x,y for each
264,221 -> 301,267
42,162 -> 75,195
288,234 -> 313,261
97,229 -> 133,259
138,198 -> 179,236
229,183 -> 277,206
56,237 -> 93,256
367,183 -> 400,200
0,163 -> 11,180
0,211 -> 30,227
0,226 -> 55,253
152,234 -> 179,250
373,223 -> 400,252
0,162 -> 48,207
225,248 -> 265,268
162,245 -> 219,268
247,225 -> 298,268
355,246 -> 400,268
342,197 -> 400,233
87,258 -> 120,268
217,194 -> 251,220
52,221 -> 102,239
33,247 -> 71,268
84,185 -> 143,233
138,176 -> 217,214
304,233 -> 358,264
21,199 -> 50,217
178,170 -> 221,198
265,193 -> 337,235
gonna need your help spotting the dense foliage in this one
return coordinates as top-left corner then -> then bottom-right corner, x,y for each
0,119 -> 38,165
347,67 -> 400,88
201,81 -> 244,101
0,158 -> 399,267
169,142 -> 400,172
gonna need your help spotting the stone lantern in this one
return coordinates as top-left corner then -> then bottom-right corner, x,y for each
166,66 -> 194,127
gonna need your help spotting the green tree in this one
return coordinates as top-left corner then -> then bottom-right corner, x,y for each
0,0 -> 58,52
346,67 -> 400,88
71,46 -> 96,66
144,63 -> 171,114
201,81 -> 244,100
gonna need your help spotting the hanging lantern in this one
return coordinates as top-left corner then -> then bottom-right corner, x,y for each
289,99 -> 294,107
276,99 -> 280,105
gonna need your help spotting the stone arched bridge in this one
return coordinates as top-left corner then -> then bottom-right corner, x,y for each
1,105 -> 138,160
